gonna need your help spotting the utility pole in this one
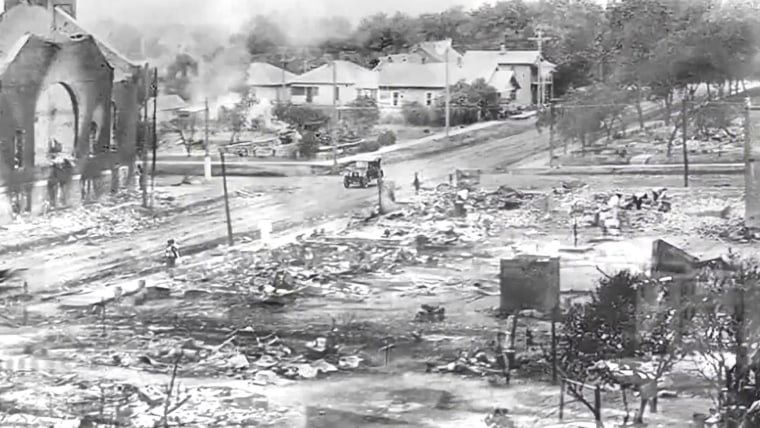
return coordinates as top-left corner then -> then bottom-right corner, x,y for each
444,44 -> 451,137
529,29 -> 551,107
549,101 -> 555,167
331,56 -> 339,167
150,67 -> 158,208
280,50 -> 287,105
204,97 -> 211,180
141,64 -> 149,208
682,99 -> 689,187
219,149 -> 234,246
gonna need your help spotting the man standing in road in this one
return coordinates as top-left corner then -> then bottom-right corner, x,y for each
165,239 -> 180,268
413,172 -> 421,195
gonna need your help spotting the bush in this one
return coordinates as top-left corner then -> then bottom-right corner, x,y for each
401,102 -> 432,127
298,131 -> 320,159
274,103 -> 330,129
359,140 -> 381,153
345,97 -> 380,134
377,130 -> 397,146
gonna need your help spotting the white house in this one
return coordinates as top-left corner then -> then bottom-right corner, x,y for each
246,62 -> 296,103
376,61 -> 520,112
462,47 -> 555,106
287,60 -> 378,106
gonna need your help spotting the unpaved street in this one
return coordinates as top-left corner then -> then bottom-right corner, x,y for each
6,124 -> 549,295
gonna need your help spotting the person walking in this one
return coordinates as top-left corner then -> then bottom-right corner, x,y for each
413,172 -> 421,195
165,239 -> 180,268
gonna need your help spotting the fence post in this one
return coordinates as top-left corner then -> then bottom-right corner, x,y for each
559,379 -> 565,420
594,385 -> 602,421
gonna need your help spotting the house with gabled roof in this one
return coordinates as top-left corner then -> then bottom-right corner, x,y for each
373,39 -> 464,72
246,62 -> 296,103
0,0 -> 144,221
462,46 -> 555,106
287,60 -> 378,106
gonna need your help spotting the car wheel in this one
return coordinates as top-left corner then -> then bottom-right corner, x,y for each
343,178 -> 350,188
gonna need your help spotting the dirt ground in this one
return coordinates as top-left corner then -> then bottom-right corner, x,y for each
1,168 -> 746,426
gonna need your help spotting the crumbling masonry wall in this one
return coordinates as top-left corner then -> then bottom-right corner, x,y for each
0,34 -> 115,221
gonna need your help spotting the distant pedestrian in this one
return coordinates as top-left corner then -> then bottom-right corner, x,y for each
413,172 -> 421,195
165,239 -> 180,268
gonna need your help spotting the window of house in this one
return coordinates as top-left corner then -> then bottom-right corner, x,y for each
392,92 -> 400,107
291,87 -> 306,96
89,122 -> 98,157
425,92 -> 433,106
510,90 -> 517,101
13,129 -> 23,169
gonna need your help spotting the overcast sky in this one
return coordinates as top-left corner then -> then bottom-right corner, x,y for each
75,0 -> 493,28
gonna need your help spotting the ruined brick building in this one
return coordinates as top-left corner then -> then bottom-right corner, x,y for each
0,0 -> 144,222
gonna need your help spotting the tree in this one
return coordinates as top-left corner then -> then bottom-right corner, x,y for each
416,7 -> 471,42
555,270 -> 682,424
355,12 -> 420,54
554,83 -> 628,153
244,15 -> 288,57
683,257 -> 760,427
343,97 -> 380,135
466,1 -> 532,49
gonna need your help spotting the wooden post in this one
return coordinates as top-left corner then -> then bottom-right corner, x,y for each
682,99 -> 689,188
444,44 -> 450,137
549,102 -> 555,167
594,385 -> 602,421
219,150 -> 234,246
377,173 -> 383,214
150,67 -> 158,207
141,65 -> 149,208
551,306 -> 558,384
559,380 -> 565,420
509,311 -> 520,350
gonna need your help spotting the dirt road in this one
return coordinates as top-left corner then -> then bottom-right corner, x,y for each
9,124 -> 549,295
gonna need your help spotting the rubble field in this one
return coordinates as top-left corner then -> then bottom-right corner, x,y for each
557,120 -> 746,167
1,180 -> 740,427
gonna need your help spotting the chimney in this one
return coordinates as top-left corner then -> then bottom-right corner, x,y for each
500,43 -> 506,53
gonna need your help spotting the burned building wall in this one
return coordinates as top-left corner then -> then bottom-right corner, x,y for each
0,34 -> 114,215
0,1 -> 142,221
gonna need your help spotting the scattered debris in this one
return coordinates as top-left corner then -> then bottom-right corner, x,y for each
414,304 -> 446,322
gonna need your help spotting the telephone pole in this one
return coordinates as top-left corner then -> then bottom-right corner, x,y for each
149,67 -> 158,208
331,56 -> 339,167
529,29 -> 551,107
204,97 -> 211,180
141,64 -> 149,208
444,44 -> 451,137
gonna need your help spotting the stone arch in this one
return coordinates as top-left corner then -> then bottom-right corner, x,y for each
33,82 -> 78,167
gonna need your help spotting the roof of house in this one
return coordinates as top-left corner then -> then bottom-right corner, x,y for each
247,62 -> 296,86
413,39 -> 463,63
373,53 -> 425,71
378,62 -> 474,88
289,60 -> 378,88
487,69 -> 520,91
464,50 -> 542,66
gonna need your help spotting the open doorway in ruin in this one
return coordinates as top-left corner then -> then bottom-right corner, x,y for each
34,82 -> 78,208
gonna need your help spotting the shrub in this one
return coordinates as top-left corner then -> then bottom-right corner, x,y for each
359,140 -> 381,153
377,130 -> 397,146
274,103 -> 330,129
401,102 -> 432,127
345,97 -> 380,134
298,131 -> 320,159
